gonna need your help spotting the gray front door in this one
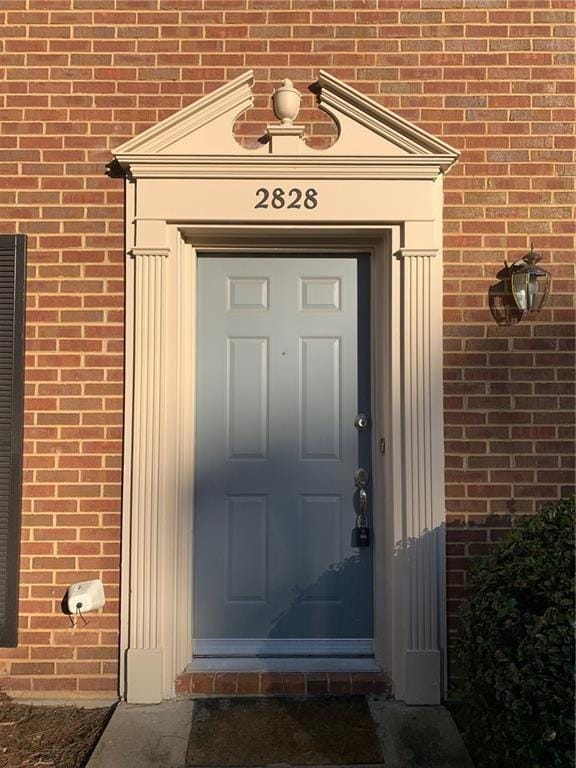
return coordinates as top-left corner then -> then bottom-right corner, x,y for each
194,256 -> 373,653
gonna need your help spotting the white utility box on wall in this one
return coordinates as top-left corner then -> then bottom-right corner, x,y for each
67,579 -> 106,614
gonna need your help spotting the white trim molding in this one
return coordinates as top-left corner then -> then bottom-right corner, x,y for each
398,249 -> 447,705
130,247 -> 170,258
317,69 -> 459,163
395,248 -> 439,259
125,247 -> 169,703
114,71 -> 458,706
115,70 -> 255,158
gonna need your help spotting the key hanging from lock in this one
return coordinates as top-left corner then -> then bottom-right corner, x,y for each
352,468 -> 370,548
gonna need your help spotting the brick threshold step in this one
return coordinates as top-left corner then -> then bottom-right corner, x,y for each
176,665 -> 392,697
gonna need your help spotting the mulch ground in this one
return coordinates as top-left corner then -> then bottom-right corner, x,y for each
0,696 -> 113,768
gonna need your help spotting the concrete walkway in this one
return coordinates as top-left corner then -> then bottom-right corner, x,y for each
87,696 -> 474,768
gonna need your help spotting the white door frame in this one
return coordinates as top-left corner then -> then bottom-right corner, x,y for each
114,71 -> 459,706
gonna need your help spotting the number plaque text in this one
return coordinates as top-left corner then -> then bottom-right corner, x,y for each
255,187 -> 318,210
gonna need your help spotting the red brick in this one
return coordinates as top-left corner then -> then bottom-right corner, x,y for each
78,677 -> 117,691
260,673 -> 284,695
282,673 -> 306,694
11,662 -> 55,675
175,673 -> 191,696
350,673 -> 375,694
190,673 -> 214,695
214,673 -> 238,695
0,5 -> 572,705
237,673 -> 260,695
306,674 -> 328,695
328,673 -> 351,695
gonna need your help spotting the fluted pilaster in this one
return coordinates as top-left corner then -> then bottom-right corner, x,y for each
398,247 -> 445,704
126,247 -> 169,703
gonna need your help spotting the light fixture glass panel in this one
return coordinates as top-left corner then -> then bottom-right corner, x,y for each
510,250 -> 550,313
511,272 -> 528,311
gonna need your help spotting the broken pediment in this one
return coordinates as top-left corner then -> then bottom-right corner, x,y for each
113,70 -> 459,175
315,70 -> 458,159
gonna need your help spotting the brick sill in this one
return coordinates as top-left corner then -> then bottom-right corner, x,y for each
175,671 -> 393,698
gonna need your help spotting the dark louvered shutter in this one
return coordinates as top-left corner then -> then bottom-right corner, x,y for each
0,235 -> 26,647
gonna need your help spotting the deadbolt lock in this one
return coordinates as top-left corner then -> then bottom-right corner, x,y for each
353,467 -> 370,548
354,467 -> 369,489
354,413 -> 370,430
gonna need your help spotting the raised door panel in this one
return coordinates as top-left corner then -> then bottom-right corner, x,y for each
227,338 -> 268,460
225,495 -> 267,603
299,495 -> 342,603
299,337 -> 341,460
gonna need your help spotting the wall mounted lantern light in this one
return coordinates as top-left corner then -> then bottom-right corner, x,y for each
508,244 -> 551,313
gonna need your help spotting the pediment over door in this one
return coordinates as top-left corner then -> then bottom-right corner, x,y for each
114,70 -> 459,179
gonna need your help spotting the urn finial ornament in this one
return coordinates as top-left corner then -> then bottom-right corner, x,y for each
272,78 -> 301,126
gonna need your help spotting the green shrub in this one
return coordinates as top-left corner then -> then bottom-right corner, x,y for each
457,497 -> 575,768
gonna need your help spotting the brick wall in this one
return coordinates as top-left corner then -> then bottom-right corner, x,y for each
0,0 -> 574,697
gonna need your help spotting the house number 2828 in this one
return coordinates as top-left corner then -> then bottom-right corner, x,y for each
255,187 -> 318,209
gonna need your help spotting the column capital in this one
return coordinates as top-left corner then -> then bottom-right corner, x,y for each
395,248 -> 438,259
130,247 -> 170,258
